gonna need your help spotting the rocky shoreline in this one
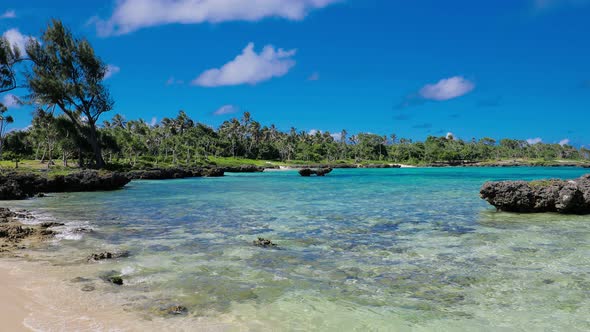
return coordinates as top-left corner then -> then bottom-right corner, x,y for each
481,174 -> 590,214
0,208 -> 56,255
0,166 -> 271,200
0,170 -> 131,200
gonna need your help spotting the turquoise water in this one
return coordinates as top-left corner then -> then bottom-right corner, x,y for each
8,167 -> 590,331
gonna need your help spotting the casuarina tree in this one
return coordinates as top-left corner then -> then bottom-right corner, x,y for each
26,19 -> 113,168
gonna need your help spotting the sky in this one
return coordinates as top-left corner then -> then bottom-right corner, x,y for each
1,0 -> 589,146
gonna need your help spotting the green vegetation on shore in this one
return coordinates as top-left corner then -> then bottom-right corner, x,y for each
1,20 -> 589,171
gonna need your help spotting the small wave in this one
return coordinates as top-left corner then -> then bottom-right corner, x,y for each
16,210 -> 95,242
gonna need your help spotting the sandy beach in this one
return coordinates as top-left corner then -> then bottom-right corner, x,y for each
0,264 -> 32,332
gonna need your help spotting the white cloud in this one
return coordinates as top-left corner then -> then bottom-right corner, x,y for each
419,76 -> 475,101
446,132 -> 455,140
559,138 -> 570,146
104,64 -> 121,79
214,104 -> 239,116
193,43 -> 296,87
527,137 -> 543,145
1,94 -> 20,108
308,72 -> 320,81
94,0 -> 339,36
1,10 -> 16,19
309,129 -> 320,135
2,28 -> 34,55
150,117 -> 158,126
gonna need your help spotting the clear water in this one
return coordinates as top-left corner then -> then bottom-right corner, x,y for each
6,167 -> 590,331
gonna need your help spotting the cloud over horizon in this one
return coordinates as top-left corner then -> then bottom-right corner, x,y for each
397,76 -> 475,109
527,137 -> 543,144
94,0 -> 339,36
214,104 -> 239,116
419,76 -> 475,101
193,43 -> 296,87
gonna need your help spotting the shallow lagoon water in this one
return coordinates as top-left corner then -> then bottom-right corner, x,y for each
7,167 -> 590,331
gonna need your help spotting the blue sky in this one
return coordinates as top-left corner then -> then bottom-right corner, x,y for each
1,0 -> 589,146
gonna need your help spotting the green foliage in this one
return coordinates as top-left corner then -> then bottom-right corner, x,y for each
26,19 -> 113,168
2,109 -> 589,168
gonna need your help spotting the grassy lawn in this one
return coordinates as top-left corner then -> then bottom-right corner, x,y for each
0,160 -> 82,176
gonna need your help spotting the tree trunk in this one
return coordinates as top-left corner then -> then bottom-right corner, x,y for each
87,123 -> 106,168
41,146 -> 47,163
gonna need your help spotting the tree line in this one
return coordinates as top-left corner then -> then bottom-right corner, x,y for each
1,20 -> 588,168
2,108 -> 588,167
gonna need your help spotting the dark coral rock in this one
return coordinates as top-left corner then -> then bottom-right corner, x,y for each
88,251 -> 130,262
298,168 -> 333,177
480,174 -> 590,214
0,171 -> 130,200
253,237 -> 278,248
40,222 -> 65,228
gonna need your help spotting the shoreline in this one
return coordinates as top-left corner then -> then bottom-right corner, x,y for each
1,166 -> 589,331
0,264 -> 31,332
0,256 -> 233,331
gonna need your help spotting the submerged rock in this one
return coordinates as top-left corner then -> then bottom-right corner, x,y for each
480,174 -> 590,214
156,304 -> 188,316
40,222 -> 65,228
100,271 -> 124,285
81,284 -> 96,292
298,168 -> 333,177
109,276 -> 123,285
253,237 -> 278,248
88,251 -> 130,262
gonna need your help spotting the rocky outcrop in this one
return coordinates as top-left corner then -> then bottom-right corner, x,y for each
126,167 -> 225,180
1,208 -> 55,253
358,164 -> 402,169
221,165 -> 265,173
298,168 -> 333,177
0,170 -> 130,200
480,174 -> 590,214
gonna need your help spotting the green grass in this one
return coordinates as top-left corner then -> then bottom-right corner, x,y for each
0,159 -> 83,177
207,157 -> 279,167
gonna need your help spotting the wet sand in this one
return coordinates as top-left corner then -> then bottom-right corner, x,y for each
0,264 -> 32,332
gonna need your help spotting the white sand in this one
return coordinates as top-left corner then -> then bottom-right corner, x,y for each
0,264 -> 32,331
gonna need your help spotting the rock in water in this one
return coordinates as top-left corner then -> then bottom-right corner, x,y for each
253,237 -> 277,248
109,276 -> 123,285
480,174 -> 590,214
299,169 -> 313,177
298,168 -> 333,177
88,251 -> 130,262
